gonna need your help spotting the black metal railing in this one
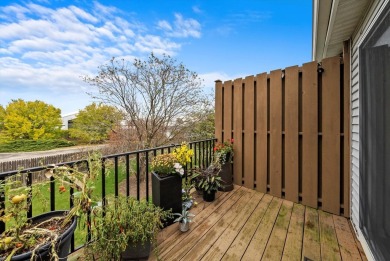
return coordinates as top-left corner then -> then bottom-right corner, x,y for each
0,138 -> 216,253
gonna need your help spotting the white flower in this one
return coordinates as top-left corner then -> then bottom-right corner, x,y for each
174,163 -> 184,176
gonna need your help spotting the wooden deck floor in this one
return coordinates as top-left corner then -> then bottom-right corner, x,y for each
151,186 -> 366,261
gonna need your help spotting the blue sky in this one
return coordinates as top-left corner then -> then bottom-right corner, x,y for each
0,0 -> 312,115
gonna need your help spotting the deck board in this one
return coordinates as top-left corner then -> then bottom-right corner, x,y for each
302,207 -> 321,260
222,193 -> 273,260
200,192 -> 263,260
158,188 -> 245,260
241,197 -> 283,260
149,186 -> 366,261
282,203 -> 305,261
180,189 -> 257,260
262,200 -> 294,260
319,210 -> 342,260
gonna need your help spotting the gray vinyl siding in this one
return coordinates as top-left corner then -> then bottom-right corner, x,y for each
350,1 -> 389,259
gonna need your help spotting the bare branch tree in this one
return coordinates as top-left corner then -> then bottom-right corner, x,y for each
84,53 -> 206,149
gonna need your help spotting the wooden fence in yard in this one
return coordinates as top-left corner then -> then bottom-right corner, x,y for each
0,152 -> 88,183
215,54 -> 351,217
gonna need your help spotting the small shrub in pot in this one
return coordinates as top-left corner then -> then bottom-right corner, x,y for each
85,196 -> 172,260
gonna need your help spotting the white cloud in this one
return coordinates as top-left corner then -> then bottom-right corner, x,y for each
135,35 -> 180,55
157,20 -> 172,31
0,2 -> 188,113
69,6 -> 99,23
158,13 -> 201,38
192,6 -> 202,14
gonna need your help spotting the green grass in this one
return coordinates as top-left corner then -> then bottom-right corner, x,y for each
0,139 -> 76,152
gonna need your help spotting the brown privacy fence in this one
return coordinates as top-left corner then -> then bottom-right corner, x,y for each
215,55 -> 351,217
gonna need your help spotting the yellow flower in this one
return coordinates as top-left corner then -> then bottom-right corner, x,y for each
172,142 -> 194,166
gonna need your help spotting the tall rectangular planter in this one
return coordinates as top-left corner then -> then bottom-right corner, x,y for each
219,162 -> 234,191
152,172 -> 182,224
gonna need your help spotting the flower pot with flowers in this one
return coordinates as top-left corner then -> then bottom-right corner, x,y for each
213,139 -> 234,191
151,142 -> 193,226
0,152 -> 102,261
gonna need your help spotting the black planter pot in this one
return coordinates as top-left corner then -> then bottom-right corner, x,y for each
195,187 -> 203,195
218,154 -> 234,192
0,210 -> 77,261
152,172 -> 182,225
203,190 -> 216,202
121,241 -> 151,260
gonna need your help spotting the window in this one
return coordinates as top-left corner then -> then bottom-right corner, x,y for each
359,3 -> 390,260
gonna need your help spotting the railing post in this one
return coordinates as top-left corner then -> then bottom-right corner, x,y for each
101,158 -> 106,208
126,155 -> 130,197
69,163 -> 75,253
145,152 -> 149,201
27,172 -> 32,218
0,176 -> 5,233
50,176 -> 55,211
136,153 -> 140,200
114,157 -> 119,197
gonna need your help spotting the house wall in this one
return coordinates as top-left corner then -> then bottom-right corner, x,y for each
350,0 -> 389,259
61,113 -> 77,130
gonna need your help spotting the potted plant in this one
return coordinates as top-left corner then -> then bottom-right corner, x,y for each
197,164 -> 223,202
213,139 -> 234,191
85,196 -> 171,260
151,142 -> 193,225
173,207 -> 195,232
188,169 -> 203,195
0,152 -> 102,261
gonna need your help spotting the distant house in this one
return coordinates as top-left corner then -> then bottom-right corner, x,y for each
314,0 -> 389,260
61,112 -> 78,130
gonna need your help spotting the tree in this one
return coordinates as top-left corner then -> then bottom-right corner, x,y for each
188,104 -> 215,141
85,53 -> 206,148
2,99 -> 62,140
0,105 -> 5,131
69,103 -> 123,143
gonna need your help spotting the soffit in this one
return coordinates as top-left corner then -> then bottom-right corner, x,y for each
313,0 -> 371,61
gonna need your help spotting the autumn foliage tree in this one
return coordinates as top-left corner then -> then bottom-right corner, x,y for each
85,53 -> 206,149
0,105 -> 5,131
69,103 -> 123,144
2,99 -> 62,140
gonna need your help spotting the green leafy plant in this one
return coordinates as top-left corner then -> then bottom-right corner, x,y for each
85,196 -> 171,260
213,139 -> 234,165
173,207 -> 195,224
197,164 -> 223,194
